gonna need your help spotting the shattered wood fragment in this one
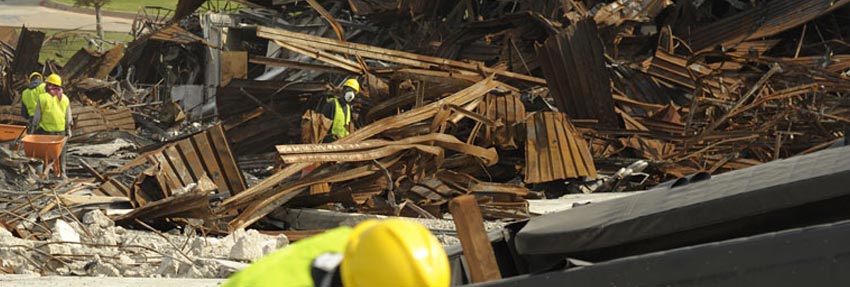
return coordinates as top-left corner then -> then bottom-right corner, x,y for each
594,0 -> 672,27
93,44 -> 125,79
71,105 -> 108,137
10,27 -> 45,90
220,78 -> 503,228
256,26 -> 546,84
149,23 -> 209,45
449,195 -> 502,283
192,132 -> 230,193
129,124 -> 246,207
101,107 -> 136,132
226,156 -> 403,231
208,124 -> 247,194
276,133 -> 498,166
478,93 -> 526,150
115,189 -> 214,228
525,112 -> 597,183
249,55 -> 349,74
688,0 -> 850,52
537,18 -> 619,127
438,170 -> 530,198
305,0 -> 346,41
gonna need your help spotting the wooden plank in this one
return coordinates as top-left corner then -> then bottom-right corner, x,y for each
257,26 -> 546,84
74,126 -> 108,135
525,110 -> 540,183
249,55 -> 348,75
535,113 -> 552,182
219,79 -> 500,225
153,153 -> 185,192
552,112 -> 578,178
164,146 -> 194,185
449,195 -> 501,283
75,113 -> 104,121
556,116 -> 588,178
99,180 -> 128,197
192,132 -> 230,194
75,119 -> 107,127
103,115 -> 133,121
543,112 -> 563,180
177,140 -> 206,181
107,118 -> 136,126
147,155 -> 183,198
207,124 -> 246,194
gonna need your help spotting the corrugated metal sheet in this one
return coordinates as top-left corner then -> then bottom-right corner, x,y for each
525,112 -> 597,183
537,18 -> 619,127
688,0 -> 850,52
479,93 -> 526,150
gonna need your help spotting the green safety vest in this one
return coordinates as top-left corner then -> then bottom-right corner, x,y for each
328,97 -> 350,139
22,83 -> 45,117
222,226 -> 353,287
36,92 -> 70,133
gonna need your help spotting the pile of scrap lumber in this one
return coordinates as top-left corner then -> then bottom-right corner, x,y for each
1,0 -> 849,238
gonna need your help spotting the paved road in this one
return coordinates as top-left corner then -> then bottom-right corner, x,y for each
0,0 -> 132,32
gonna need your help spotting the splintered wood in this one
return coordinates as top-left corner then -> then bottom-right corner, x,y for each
4,0 -> 850,239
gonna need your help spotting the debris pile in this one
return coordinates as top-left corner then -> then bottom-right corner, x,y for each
0,0 -> 849,280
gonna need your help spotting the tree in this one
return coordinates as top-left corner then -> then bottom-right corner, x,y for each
73,0 -> 112,42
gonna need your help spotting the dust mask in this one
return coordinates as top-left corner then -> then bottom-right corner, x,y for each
344,91 -> 355,103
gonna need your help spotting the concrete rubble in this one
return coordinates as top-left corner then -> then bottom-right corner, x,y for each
0,0 -> 849,284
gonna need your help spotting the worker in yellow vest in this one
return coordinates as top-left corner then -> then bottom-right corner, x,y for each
21,72 -> 45,122
321,79 -> 359,142
30,74 -> 73,178
223,219 -> 450,287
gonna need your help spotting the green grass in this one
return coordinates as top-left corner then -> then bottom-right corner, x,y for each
33,28 -> 134,66
53,0 -> 178,13
52,0 -> 243,14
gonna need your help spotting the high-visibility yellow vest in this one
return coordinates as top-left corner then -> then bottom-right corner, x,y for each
328,97 -> 350,138
37,92 -> 70,133
22,83 -> 44,117
222,226 -> 353,287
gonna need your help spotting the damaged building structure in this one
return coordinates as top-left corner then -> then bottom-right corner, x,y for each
2,0 -> 850,285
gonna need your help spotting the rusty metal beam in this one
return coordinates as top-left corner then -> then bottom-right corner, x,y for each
537,18 -> 619,127
688,0 -> 850,52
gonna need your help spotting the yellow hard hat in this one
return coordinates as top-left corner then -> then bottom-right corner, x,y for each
342,78 -> 360,94
341,219 -> 450,287
45,74 -> 63,87
28,72 -> 43,82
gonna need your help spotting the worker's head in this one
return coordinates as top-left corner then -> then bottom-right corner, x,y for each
28,72 -> 43,84
45,74 -> 63,88
341,219 -> 450,287
44,74 -> 63,97
342,79 -> 360,103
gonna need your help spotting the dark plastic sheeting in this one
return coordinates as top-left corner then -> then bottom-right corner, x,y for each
515,145 -> 850,257
472,219 -> 850,287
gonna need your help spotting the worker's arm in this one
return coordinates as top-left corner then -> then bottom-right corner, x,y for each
65,104 -> 73,137
20,98 -> 27,119
30,100 -> 42,133
321,100 -> 335,120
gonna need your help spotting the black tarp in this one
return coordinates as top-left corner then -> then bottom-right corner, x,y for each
472,219 -> 850,287
514,145 -> 850,265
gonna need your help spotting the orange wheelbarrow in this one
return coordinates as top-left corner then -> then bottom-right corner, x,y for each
0,124 -> 27,142
21,135 -> 67,177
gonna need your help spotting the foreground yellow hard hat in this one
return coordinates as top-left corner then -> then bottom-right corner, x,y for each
341,219 -> 450,287
45,74 -> 62,87
342,78 -> 360,94
28,72 -> 43,82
